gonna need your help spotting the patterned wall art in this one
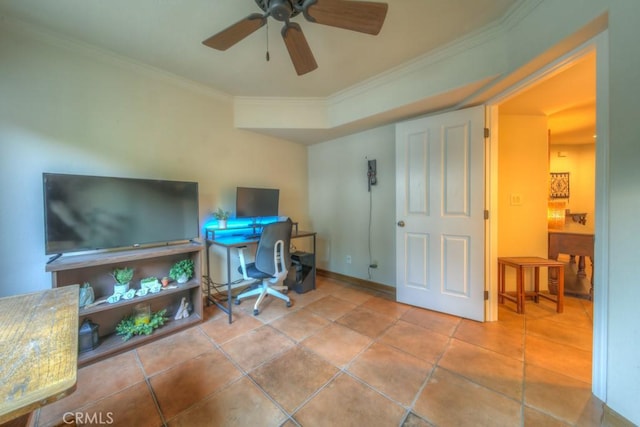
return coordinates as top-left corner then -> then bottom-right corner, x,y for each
550,172 -> 570,199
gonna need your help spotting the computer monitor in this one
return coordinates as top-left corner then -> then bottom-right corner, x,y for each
235,187 -> 279,218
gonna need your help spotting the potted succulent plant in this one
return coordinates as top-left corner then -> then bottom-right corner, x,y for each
111,267 -> 134,294
140,276 -> 161,294
214,208 -> 230,229
140,276 -> 159,289
169,259 -> 194,284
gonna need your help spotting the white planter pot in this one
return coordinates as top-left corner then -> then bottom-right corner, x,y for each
114,283 -> 129,295
177,274 -> 189,284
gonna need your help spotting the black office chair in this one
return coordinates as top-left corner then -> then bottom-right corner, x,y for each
235,219 -> 293,315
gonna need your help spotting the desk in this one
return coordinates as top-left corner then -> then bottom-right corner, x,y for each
205,230 -> 316,324
548,231 -> 594,298
0,286 -> 79,425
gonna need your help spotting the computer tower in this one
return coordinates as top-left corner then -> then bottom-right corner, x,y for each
286,251 -> 315,294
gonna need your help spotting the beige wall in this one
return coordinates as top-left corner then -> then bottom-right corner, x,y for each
0,25 -> 309,296
498,115 -> 550,256
498,115 -> 549,289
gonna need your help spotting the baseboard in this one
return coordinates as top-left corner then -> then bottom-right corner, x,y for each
602,405 -> 636,427
316,269 -> 395,297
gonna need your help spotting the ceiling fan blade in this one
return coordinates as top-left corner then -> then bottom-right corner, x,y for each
202,13 -> 266,51
282,23 -> 318,76
304,0 -> 388,35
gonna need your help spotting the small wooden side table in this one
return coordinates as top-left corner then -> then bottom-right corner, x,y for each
0,286 -> 79,425
498,257 -> 564,314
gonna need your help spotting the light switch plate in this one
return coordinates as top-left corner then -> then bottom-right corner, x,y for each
510,193 -> 522,206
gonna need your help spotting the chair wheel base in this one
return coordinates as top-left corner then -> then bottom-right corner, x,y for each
286,301 -> 292,308
234,299 -> 241,305
253,309 -> 259,315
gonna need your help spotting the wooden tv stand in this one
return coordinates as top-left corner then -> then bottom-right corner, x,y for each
46,242 -> 203,367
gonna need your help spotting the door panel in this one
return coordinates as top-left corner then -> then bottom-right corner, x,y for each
442,234 -> 469,296
407,132 -> 430,214
443,125 -> 470,216
405,232 -> 429,289
396,106 -> 485,321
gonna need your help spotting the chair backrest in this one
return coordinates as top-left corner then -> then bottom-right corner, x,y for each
255,218 -> 292,275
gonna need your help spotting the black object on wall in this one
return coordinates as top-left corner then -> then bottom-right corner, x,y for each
367,159 -> 377,191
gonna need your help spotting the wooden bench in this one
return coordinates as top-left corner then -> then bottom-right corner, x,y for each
498,257 -> 564,314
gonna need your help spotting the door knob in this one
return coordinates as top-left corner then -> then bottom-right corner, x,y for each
397,220 -> 405,227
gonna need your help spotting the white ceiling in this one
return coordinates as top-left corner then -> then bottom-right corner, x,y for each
500,51 -> 596,145
0,0 -> 595,144
0,0 -> 518,98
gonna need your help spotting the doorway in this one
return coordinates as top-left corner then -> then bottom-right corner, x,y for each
497,50 -> 596,300
487,34 -> 609,400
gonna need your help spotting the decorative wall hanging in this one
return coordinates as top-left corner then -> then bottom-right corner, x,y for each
550,172 -> 570,199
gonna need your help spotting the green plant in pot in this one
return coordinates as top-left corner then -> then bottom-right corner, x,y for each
115,309 -> 168,341
140,276 -> 159,288
214,208 -> 230,229
111,267 -> 134,294
169,259 -> 194,284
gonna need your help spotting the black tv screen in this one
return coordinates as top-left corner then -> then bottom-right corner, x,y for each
43,173 -> 199,255
235,187 -> 279,218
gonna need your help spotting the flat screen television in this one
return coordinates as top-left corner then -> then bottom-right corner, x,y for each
43,173 -> 199,255
235,187 -> 279,218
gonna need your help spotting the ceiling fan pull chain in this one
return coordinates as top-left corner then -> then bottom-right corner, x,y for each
265,20 -> 270,61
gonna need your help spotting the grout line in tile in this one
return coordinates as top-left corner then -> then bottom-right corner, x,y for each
520,317 -> 528,427
404,331 -> 453,425
287,369 -> 343,418
242,366 -> 293,421
130,350 -> 167,426
143,376 -> 167,427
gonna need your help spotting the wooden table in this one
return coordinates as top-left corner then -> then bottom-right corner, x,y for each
0,286 -> 79,425
548,231 -> 594,298
498,257 -> 564,314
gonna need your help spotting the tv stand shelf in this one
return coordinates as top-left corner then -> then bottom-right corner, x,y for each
78,280 -> 201,317
46,242 -> 203,367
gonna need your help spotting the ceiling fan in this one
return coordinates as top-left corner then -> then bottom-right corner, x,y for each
202,0 -> 388,76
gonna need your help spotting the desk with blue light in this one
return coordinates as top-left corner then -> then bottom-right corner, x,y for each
204,217 -> 316,324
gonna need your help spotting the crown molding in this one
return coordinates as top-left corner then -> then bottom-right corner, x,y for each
499,0 -> 545,30
231,0 -> 543,115
234,96 -> 327,106
328,0 -> 542,105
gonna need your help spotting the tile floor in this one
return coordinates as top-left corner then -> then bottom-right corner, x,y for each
34,276 -> 601,427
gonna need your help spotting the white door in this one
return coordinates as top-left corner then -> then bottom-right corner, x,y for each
396,106 -> 485,321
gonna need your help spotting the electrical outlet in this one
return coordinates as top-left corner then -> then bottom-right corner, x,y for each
346,255 -> 352,264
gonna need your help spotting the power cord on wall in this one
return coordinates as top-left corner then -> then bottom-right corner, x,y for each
367,158 -> 378,279
368,188 -> 374,279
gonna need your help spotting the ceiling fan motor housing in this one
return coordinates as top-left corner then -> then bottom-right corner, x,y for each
255,0 -> 303,21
